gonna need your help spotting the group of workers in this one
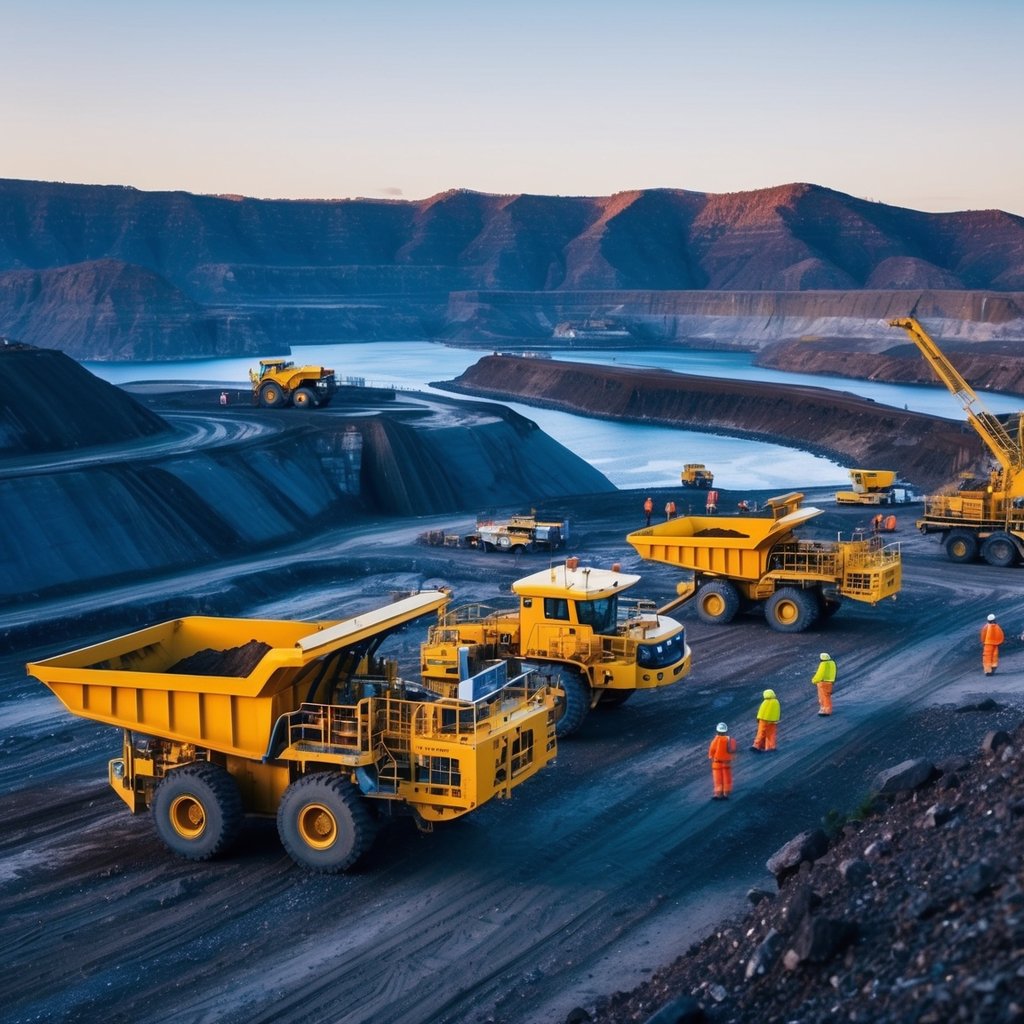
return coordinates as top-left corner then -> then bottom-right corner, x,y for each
643,490 -> 753,525
708,652 -> 837,800
710,610 -> 1009,800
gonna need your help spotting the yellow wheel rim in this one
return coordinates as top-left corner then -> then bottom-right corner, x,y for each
298,803 -> 338,850
701,593 -> 725,617
774,600 -> 799,625
169,795 -> 206,840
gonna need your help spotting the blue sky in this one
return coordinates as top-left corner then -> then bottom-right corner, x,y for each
3,0 -> 1022,214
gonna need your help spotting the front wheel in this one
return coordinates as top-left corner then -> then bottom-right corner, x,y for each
551,668 -> 590,738
152,762 -> 243,862
764,587 -> 819,633
945,530 -> 979,563
695,579 -> 741,625
259,382 -> 286,408
277,773 -> 377,873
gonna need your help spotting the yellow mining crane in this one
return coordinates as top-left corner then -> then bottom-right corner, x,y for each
890,316 -> 1024,566
420,559 -> 691,737
628,491 -> 902,632
27,593 -> 557,873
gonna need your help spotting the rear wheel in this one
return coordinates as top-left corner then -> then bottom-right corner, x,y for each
277,772 -> 377,873
292,387 -> 316,409
981,532 -> 1020,568
695,579 -> 741,624
551,668 -> 590,738
945,530 -> 979,563
152,762 -> 243,862
259,382 -> 286,408
764,587 -> 818,633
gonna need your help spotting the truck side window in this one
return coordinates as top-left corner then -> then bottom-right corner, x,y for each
576,597 -> 616,634
544,598 -> 569,621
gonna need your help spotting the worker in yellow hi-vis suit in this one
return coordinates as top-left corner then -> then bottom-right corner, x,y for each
811,652 -> 837,716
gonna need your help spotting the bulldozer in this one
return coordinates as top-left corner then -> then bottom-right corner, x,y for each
27,593 -> 558,873
627,492 -> 902,632
249,358 -> 337,408
420,559 -> 691,737
889,316 -> 1024,567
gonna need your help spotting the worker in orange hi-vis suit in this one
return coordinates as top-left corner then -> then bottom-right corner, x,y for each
750,689 -> 781,752
980,613 -> 1005,675
812,652 -> 837,716
705,489 -> 719,514
643,496 -> 653,526
708,722 -> 737,800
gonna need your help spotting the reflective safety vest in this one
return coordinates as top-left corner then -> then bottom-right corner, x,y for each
756,697 -> 781,722
708,734 -> 736,763
981,622 -> 1005,646
812,659 -> 837,684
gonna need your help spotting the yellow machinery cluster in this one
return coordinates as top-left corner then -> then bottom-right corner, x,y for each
465,513 -> 567,553
836,469 -> 915,506
420,560 -> 692,737
26,593 -> 557,873
628,492 -> 902,632
890,316 -> 1024,567
249,357 -> 337,409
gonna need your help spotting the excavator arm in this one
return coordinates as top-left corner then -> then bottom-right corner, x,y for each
889,317 -> 1024,476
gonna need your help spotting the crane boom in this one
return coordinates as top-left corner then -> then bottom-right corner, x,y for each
889,317 -> 1023,474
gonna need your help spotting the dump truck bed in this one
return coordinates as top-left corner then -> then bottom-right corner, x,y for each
26,592 -> 448,760
627,506 -> 822,581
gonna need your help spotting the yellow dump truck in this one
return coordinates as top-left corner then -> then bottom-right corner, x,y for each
465,513 -> 567,553
628,492 -> 902,632
249,358 -> 337,408
420,559 -> 691,737
681,463 -> 714,488
26,593 -> 558,873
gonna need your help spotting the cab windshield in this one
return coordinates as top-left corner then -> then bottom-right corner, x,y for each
574,596 -> 618,635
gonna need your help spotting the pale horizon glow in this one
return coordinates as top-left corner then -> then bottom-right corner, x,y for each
2,0 -> 1022,216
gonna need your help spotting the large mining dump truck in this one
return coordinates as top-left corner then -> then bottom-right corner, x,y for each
420,559 -> 692,737
26,593 -> 558,873
627,492 -> 902,632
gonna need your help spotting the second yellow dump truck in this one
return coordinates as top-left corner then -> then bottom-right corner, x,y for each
627,492 -> 901,632
681,463 -> 714,488
26,593 -> 557,873
836,469 -> 916,506
420,559 -> 692,737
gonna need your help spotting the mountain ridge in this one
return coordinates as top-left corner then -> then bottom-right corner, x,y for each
1,178 -> 1023,359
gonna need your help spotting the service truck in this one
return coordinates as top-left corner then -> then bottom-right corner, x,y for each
27,593 -> 557,873
420,559 -> 691,737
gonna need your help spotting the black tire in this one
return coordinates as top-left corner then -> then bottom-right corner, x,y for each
259,382 -> 286,408
552,668 -> 590,738
945,530 -> 979,563
277,772 -> 377,873
981,532 -> 1020,568
695,579 -> 741,624
597,688 -> 634,709
292,387 -> 317,409
764,587 -> 819,633
151,762 -> 243,862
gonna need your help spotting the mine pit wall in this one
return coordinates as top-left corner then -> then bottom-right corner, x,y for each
443,289 -> 1024,348
443,356 -> 982,494
0,407 -> 611,608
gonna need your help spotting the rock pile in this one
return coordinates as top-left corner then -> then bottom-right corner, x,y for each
587,718 -> 1024,1024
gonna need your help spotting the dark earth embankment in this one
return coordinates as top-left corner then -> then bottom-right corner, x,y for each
439,356 -> 990,493
0,348 -> 611,607
0,341 -> 169,453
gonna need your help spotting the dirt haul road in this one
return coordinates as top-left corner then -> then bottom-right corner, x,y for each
3,488 -> 1023,1024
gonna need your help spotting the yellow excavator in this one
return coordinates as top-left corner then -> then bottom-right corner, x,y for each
889,316 -> 1024,566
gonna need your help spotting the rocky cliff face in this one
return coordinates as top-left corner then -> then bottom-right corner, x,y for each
441,356 -> 985,492
2,179 -> 1023,359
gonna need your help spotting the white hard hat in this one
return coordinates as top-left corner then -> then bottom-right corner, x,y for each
716,722 -> 728,733
987,613 -> 996,621
820,652 -> 831,661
